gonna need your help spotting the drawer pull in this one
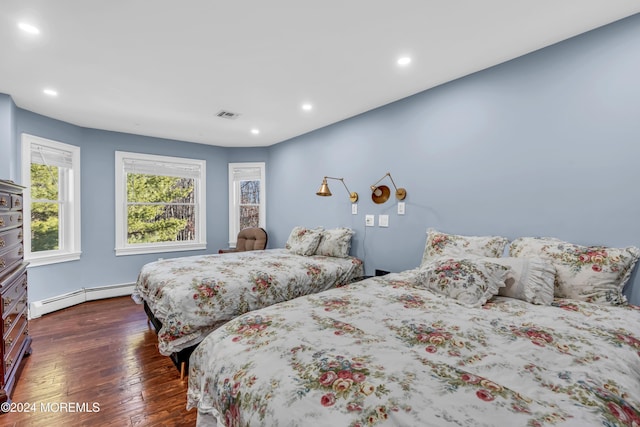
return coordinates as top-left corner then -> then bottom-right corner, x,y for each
0,218 -> 4,227
18,247 -> 24,256
0,259 -> 5,268
6,358 -> 13,368
14,198 -> 21,207
6,338 -> 12,346
18,232 -> 23,240
4,320 -> 9,329
0,198 -> 7,207
4,297 -> 12,307
0,238 -> 4,247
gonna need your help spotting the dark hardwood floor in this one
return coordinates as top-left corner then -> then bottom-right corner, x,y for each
1,296 -> 197,427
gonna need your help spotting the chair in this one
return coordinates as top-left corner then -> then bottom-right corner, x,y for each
219,227 -> 268,253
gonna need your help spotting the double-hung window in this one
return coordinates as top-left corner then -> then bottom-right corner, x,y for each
115,151 -> 206,256
21,134 -> 81,266
228,162 -> 265,247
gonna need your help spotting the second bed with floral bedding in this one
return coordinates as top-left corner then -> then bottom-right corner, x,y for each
133,227 -> 363,358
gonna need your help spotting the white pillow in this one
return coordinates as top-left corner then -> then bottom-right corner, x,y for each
285,226 -> 323,256
314,228 -> 354,258
488,257 -> 556,305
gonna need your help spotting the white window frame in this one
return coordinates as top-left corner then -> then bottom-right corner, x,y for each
21,134 -> 81,266
115,151 -> 206,256
228,162 -> 266,247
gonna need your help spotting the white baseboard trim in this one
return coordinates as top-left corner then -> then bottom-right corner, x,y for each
29,282 -> 136,319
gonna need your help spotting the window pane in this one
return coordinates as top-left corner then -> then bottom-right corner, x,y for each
127,204 -> 195,244
31,201 -> 59,251
240,180 -> 260,204
240,206 -> 260,230
31,164 -> 59,200
127,174 -> 194,203
126,173 -> 196,244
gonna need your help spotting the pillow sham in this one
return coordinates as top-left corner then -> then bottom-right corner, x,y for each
314,228 -> 354,258
509,237 -> 640,306
421,228 -> 509,266
416,258 -> 509,308
285,226 -> 324,256
487,257 -> 556,305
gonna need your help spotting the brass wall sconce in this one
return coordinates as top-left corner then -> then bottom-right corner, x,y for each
370,172 -> 407,204
316,176 -> 359,203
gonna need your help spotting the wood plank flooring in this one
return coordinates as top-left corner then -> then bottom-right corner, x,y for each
1,296 -> 197,427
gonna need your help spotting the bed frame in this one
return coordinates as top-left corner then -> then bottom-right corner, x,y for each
143,301 -> 195,379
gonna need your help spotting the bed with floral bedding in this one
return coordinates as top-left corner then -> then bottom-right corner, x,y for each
186,229 -> 640,427
132,227 -> 363,361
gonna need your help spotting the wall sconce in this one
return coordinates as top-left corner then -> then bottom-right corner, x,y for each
316,176 -> 358,203
370,172 -> 407,204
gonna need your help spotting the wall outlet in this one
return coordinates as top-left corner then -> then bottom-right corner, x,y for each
365,214 -> 375,227
352,203 -> 358,215
398,202 -> 405,215
379,214 -> 389,227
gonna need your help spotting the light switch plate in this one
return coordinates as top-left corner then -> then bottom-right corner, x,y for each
398,202 -> 405,215
379,214 -> 389,227
365,214 -> 375,226
352,203 -> 358,215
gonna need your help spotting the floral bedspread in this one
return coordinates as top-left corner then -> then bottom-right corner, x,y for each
132,249 -> 363,355
187,269 -> 640,427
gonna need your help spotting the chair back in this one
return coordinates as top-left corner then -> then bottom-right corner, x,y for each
235,227 -> 268,251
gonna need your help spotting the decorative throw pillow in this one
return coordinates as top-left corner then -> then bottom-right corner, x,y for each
285,226 -> 323,256
487,257 -> 556,305
314,228 -> 354,258
421,228 -> 509,266
416,258 -> 509,308
509,237 -> 640,306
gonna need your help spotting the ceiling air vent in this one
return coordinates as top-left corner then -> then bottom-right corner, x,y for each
216,110 -> 240,120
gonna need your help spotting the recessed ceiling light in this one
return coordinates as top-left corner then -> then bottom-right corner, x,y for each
302,103 -> 313,111
251,129 -> 260,135
43,88 -> 58,97
397,57 -> 412,66
18,22 -> 40,35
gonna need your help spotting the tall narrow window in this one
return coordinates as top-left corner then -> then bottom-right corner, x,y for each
228,163 -> 266,247
115,151 -> 206,256
21,134 -> 81,266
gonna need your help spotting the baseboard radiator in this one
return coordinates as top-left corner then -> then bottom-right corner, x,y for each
29,282 -> 136,319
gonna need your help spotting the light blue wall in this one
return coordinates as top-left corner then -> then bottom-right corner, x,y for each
2,13 -> 639,305
0,94 -> 17,180
267,13 -> 640,304
13,109 -> 268,301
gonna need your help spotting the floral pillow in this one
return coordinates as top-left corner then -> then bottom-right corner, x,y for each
416,258 -> 509,308
488,257 -> 556,305
509,237 -> 640,306
421,228 -> 509,266
285,226 -> 324,256
314,228 -> 354,258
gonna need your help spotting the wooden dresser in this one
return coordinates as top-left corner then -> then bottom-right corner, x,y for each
0,180 -> 31,404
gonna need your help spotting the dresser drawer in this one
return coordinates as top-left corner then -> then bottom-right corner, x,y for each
0,211 -> 23,231
0,228 -> 23,252
2,274 -> 27,323
4,303 -> 27,353
0,243 -> 23,276
0,192 -> 9,211
3,306 -> 27,381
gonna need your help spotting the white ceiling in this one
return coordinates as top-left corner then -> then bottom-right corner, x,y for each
1,1 -> 638,148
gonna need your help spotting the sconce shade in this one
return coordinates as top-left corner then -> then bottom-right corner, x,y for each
370,172 -> 407,204
371,185 -> 391,204
316,176 -> 358,202
316,179 -> 332,197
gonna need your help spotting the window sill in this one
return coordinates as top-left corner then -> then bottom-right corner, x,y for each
27,251 -> 82,267
115,242 -> 207,256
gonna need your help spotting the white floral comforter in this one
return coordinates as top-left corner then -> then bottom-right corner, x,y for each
187,270 -> 640,427
132,249 -> 363,355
